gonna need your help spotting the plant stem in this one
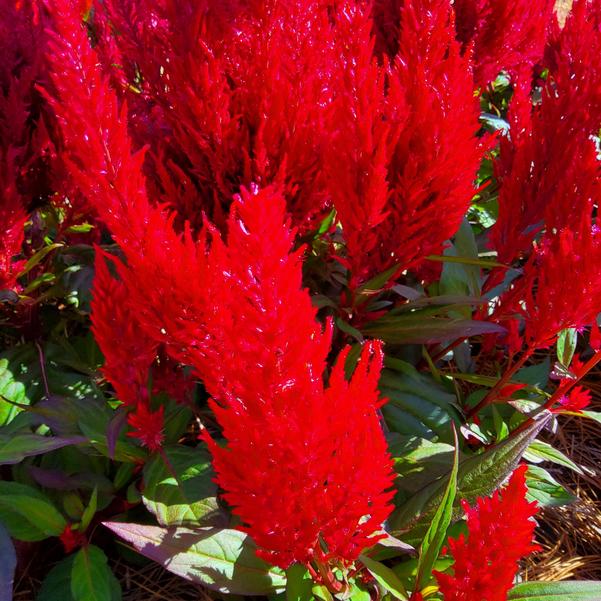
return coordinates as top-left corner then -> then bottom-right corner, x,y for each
513,349 -> 601,435
466,348 -> 533,420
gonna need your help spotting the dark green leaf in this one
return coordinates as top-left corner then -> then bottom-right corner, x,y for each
0,481 -> 66,541
37,557 -> 76,601
0,434 -> 85,465
142,446 -> 224,527
80,487 -> 98,532
389,417 -> 549,544
104,522 -> 286,595
380,361 -> 460,440
364,314 -> 505,345
71,545 -> 121,601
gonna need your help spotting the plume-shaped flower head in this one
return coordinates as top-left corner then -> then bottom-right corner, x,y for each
435,465 -> 539,601
198,186 -> 395,569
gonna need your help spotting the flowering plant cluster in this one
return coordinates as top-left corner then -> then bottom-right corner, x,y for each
0,0 -> 601,600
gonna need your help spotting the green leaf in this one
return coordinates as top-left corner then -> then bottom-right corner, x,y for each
524,440 -> 583,474
380,360 -> 460,440
0,357 -> 29,425
0,433 -> 85,465
389,417 -> 549,545
71,545 -> 121,601
359,555 -> 408,600
142,446 -> 224,527
286,564 -> 313,601
507,581 -> 601,600
526,465 -> 577,507
557,328 -> 578,369
80,487 -> 98,532
18,243 -> 64,277
104,522 -> 286,595
389,434 -> 455,496
414,428 -> 458,590
37,556 -> 76,601
0,481 -> 66,541
582,410 -> 601,425
364,314 -> 505,345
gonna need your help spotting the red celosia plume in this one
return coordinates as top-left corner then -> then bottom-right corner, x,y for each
493,220 -> 601,351
324,0 -> 485,286
435,465 -> 539,601
453,0 -> 554,88
489,0 -> 601,265
196,187 -> 395,568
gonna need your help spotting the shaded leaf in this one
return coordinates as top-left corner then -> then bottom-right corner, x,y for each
0,434 -> 85,465
103,523 -> 285,595
71,545 -> 121,601
0,481 -> 66,541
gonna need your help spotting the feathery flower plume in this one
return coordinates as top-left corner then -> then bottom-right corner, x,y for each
494,221 -> 601,351
453,0 -> 554,88
489,1 -> 601,265
198,186 -> 395,569
325,0 -> 484,285
435,465 -> 539,601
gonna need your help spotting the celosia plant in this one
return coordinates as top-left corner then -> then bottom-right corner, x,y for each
0,0 -> 600,600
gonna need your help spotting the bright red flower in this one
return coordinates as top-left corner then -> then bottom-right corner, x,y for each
435,465 -> 539,601
197,187 -> 395,569
324,0 -> 485,286
453,0 -> 554,88
90,250 -> 157,408
493,222 -> 601,350
489,1 -> 601,265
553,386 -> 592,414
59,524 -> 86,554
126,403 -> 165,452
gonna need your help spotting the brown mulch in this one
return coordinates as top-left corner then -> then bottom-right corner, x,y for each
524,363 -> 601,581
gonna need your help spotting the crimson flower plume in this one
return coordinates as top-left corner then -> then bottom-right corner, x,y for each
324,0 -> 484,286
453,0 -> 554,88
435,465 -> 539,601
197,186 -> 395,569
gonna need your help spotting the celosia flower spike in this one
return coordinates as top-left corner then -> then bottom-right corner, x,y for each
198,186 -> 395,569
435,465 -> 539,601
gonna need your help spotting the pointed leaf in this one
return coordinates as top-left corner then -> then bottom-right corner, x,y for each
389,417 -> 549,544
524,440 -> 583,474
142,446 -> 224,527
507,581 -> 601,600
103,522 -> 285,595
71,545 -> 121,601
0,434 -> 85,465
0,481 -> 66,541
414,428 -> 459,590
359,555 -> 408,600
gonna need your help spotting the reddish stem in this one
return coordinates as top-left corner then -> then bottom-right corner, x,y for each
466,348 -> 533,420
